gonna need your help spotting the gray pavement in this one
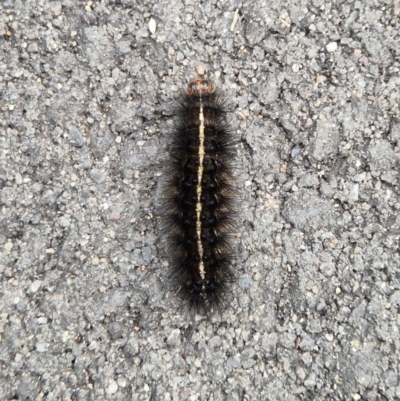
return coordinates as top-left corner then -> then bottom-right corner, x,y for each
0,1 -> 399,400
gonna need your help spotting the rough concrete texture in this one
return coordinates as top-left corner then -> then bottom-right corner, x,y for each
0,0 -> 399,400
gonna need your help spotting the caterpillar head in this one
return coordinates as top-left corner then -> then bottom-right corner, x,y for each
187,78 -> 214,96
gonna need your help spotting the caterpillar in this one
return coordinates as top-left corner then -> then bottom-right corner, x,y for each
162,77 -> 236,313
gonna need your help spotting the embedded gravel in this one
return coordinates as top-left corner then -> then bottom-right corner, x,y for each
0,1 -> 399,400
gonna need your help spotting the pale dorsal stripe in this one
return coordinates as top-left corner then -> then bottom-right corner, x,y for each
196,101 -> 206,282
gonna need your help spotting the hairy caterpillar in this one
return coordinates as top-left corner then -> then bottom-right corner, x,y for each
162,77 -> 236,313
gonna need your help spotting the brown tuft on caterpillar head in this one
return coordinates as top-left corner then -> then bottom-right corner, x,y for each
187,78 -> 214,95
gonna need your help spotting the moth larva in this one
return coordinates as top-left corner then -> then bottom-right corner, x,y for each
162,77 -> 236,313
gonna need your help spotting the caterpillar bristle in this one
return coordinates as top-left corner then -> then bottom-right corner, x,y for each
161,77 -> 237,314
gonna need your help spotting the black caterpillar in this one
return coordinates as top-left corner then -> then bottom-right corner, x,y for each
162,77 -> 236,313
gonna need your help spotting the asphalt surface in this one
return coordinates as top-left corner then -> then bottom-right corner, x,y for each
0,1 -> 399,400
